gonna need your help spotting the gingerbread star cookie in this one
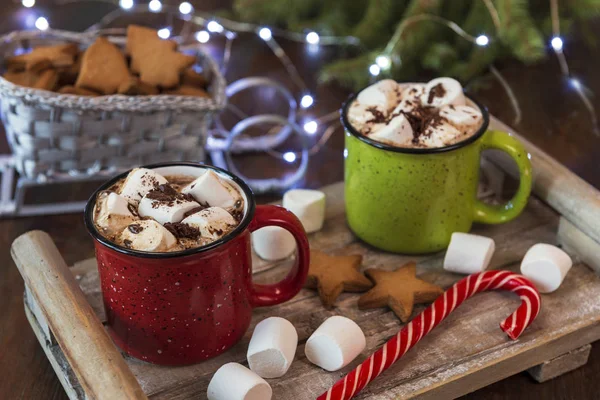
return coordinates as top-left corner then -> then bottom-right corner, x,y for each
305,250 -> 373,308
6,43 -> 78,72
75,37 -> 130,94
358,262 -> 443,323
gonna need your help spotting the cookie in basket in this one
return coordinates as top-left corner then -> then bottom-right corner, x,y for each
6,43 -> 78,72
75,37 -> 131,95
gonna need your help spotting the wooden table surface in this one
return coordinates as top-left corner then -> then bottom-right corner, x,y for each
1,2 -> 599,399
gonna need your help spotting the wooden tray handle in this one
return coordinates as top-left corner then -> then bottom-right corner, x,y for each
11,230 -> 148,400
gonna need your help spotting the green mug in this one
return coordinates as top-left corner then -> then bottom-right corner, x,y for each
342,93 -> 532,254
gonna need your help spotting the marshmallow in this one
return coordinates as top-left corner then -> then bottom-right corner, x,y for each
357,79 -> 401,111
369,112 -> 414,146
207,363 -> 272,400
421,77 -> 466,108
440,105 -> 483,132
282,189 -> 326,234
444,233 -> 496,274
252,226 -> 296,261
347,102 -> 382,133
247,317 -> 298,378
119,168 -> 168,203
394,84 -> 426,113
421,121 -> 462,148
120,220 -> 176,252
520,243 -> 573,293
305,316 -> 366,372
182,170 -> 239,209
95,192 -> 136,234
182,207 -> 236,240
138,194 -> 199,225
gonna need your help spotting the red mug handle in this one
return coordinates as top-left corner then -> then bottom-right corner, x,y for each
248,205 -> 310,307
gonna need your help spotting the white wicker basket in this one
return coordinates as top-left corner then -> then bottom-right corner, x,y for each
0,29 -> 226,178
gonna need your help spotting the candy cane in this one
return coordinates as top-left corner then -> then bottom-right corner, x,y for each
318,270 -> 541,400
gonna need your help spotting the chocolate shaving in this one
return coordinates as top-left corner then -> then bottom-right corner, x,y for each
128,224 -> 143,234
365,106 -> 387,124
399,106 -> 442,143
127,203 -> 139,217
427,83 -> 446,104
164,222 -> 201,239
123,239 -> 132,248
183,206 -> 204,219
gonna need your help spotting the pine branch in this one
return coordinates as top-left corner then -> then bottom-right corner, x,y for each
318,52 -> 376,90
495,0 -> 546,63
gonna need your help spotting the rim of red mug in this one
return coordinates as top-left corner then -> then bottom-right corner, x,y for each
340,85 -> 491,154
84,162 -> 256,259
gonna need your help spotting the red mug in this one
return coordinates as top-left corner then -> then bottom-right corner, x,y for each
84,162 -> 310,365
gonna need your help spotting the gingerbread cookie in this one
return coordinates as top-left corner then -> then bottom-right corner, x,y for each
126,25 -> 178,73
305,250 -> 373,308
118,77 -> 159,95
58,85 -> 100,96
164,85 -> 209,97
75,37 -> 130,95
181,67 -> 207,88
4,69 -> 57,90
358,262 -> 443,323
6,43 -> 78,72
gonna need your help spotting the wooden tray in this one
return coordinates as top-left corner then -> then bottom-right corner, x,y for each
11,117 -> 600,400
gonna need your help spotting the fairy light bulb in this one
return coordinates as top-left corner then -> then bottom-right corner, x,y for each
22,0 -> 35,8
207,21 -> 224,33
283,152 -> 297,163
35,17 -> 49,31
196,31 -> 210,43
119,0 -> 134,10
303,120 -> 318,134
179,1 -> 193,15
375,55 -> 391,69
369,64 -> 381,76
475,35 -> 489,46
148,0 -> 162,12
259,27 -> 272,41
158,28 -> 171,39
551,36 -> 563,51
300,94 -> 314,108
306,31 -> 320,45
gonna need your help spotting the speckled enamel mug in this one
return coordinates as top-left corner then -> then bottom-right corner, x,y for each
84,162 -> 310,365
342,92 -> 532,254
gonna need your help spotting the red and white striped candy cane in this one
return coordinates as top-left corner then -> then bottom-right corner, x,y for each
318,270 -> 541,400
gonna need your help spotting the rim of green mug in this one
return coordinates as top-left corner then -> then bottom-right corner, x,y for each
340,88 -> 491,154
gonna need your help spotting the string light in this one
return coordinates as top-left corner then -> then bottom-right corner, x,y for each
35,16 -> 49,31
551,36 -> 563,51
475,35 -> 489,46
369,64 -> 381,76
306,31 -> 320,45
343,149 -> 348,158
375,55 -> 391,69
207,21 -> 224,33
283,152 -> 297,163
148,0 -> 162,12
300,94 -> 314,108
303,120 -> 318,134
570,78 -> 581,90
178,1 -> 193,15
259,27 -> 272,41
21,0 -> 35,8
195,30 -> 210,43
157,27 -> 171,39
119,0 -> 133,10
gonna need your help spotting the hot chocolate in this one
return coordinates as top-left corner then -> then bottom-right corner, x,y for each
347,77 -> 483,148
93,167 -> 245,252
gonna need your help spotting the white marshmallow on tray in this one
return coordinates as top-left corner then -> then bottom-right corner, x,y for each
120,220 -> 176,252
182,170 -> 239,209
520,243 -> 573,293
182,207 -> 236,240
421,77 -> 466,108
247,317 -> 298,378
119,168 -> 168,203
95,192 -> 136,234
207,363 -> 272,400
252,226 -> 296,261
305,316 -> 366,372
283,189 -> 326,234
444,233 -> 496,275
369,113 -> 414,146
138,195 -> 199,225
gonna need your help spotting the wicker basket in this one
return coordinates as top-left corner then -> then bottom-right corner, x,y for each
0,29 -> 226,178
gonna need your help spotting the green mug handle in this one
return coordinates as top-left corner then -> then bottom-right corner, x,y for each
473,130 -> 533,224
